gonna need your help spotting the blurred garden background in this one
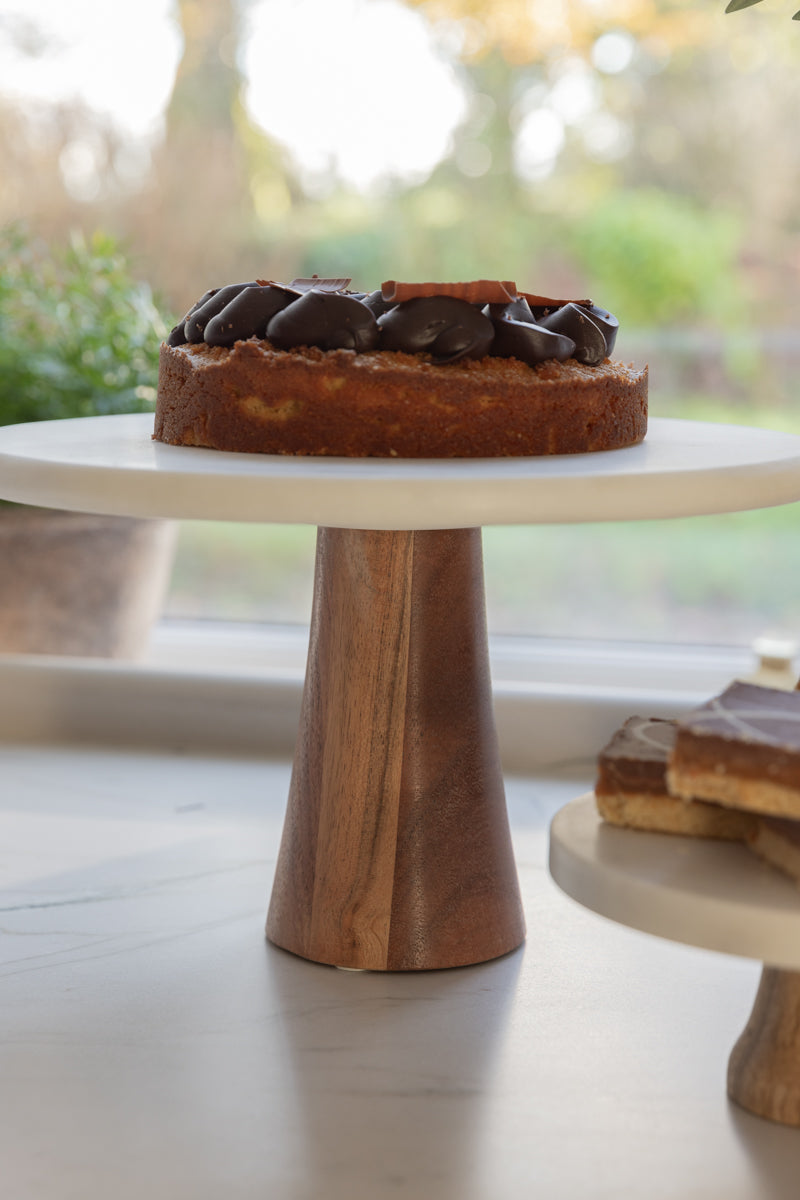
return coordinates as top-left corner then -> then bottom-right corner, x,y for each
1,0 -> 799,647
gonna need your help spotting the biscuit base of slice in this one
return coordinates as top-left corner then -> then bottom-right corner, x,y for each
596,789 -> 756,840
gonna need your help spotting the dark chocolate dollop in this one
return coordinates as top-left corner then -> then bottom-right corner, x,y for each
204,284 -> 298,347
487,296 -> 577,363
167,288 -> 218,346
536,303 -> 607,366
266,290 -> 380,353
527,301 -> 618,361
166,321 -> 190,347
362,289 -> 396,319
489,314 -> 575,366
534,304 -> 604,364
377,296 -> 493,364
584,304 -> 618,356
184,282 -> 259,343
486,296 -> 539,325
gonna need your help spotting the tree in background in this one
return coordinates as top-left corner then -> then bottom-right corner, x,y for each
400,0 -> 799,326
0,12 -> 138,242
126,0 -> 301,308
0,0 -> 797,346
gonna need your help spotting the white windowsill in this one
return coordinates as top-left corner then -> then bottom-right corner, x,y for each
0,620 -> 791,776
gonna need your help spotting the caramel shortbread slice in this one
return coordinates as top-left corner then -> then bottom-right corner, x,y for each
596,715 -> 754,839
667,681 -> 800,818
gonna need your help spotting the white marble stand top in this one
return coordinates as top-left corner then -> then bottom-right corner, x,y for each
1,413 -> 800,527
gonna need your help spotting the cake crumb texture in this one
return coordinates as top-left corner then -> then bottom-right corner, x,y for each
154,337 -> 648,458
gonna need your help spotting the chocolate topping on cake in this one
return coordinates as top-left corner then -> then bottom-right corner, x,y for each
377,295 -> 494,363
536,303 -> 608,366
166,287 -> 219,346
204,283 -> 298,347
289,276 -> 352,293
519,291 -> 594,309
164,274 -> 620,367
183,282 -> 259,343
362,289 -> 397,319
266,289 -> 380,353
381,279 -> 517,304
488,309 -> 576,366
584,305 -> 618,355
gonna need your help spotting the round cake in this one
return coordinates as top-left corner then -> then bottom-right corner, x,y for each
154,277 -> 648,458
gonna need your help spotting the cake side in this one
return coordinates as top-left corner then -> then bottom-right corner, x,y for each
155,339 -> 648,458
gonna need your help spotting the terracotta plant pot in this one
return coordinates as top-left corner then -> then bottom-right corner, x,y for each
0,507 -> 177,658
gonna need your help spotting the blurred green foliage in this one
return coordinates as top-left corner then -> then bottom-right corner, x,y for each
0,224 -> 169,427
568,190 -> 746,327
166,494 -> 800,645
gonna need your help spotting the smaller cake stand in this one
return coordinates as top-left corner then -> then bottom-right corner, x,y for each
550,795 -> 800,1126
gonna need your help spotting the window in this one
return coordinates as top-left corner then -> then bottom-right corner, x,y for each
2,0 -> 798,673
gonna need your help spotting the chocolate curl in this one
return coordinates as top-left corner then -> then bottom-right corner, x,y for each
381,280 -> 518,304
519,291 -> 594,310
290,276 -> 352,293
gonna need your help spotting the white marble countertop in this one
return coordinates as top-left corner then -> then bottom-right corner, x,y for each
3,741 -> 800,1199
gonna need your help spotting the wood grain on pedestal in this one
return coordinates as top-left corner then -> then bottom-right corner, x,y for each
266,527 -> 525,971
728,966 -> 800,1126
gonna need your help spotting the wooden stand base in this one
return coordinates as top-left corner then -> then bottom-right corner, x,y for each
728,966 -> 800,1125
266,527 -> 525,971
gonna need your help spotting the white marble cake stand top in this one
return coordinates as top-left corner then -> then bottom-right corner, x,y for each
550,794 -> 800,972
1,413 -> 800,529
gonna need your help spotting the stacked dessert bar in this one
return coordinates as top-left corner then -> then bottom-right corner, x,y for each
595,681 -> 800,886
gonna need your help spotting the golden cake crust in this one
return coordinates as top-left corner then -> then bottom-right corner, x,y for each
154,337 -> 648,458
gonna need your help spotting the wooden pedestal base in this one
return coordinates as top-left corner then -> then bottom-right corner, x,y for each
266,527 -> 525,971
728,967 -> 800,1126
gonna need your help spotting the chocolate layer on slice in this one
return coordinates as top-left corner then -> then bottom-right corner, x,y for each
667,681 -> 800,817
595,716 -> 754,839
596,715 -> 676,797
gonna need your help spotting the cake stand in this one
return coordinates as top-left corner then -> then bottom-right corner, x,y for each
3,412 -> 800,973
550,795 -> 800,1127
